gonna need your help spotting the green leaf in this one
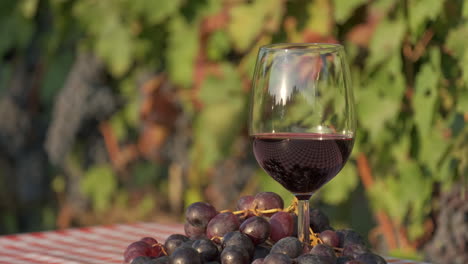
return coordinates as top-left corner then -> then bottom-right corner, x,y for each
366,55 -> 406,101
413,50 -> 440,138
191,96 -> 246,172
391,133 -> 410,163
370,177 -> 406,224
41,206 -> 56,231
109,112 -> 129,141
167,15 -> 199,87
370,159 -> 431,228
437,154 -> 456,183
446,25 -> 468,84
131,162 -> 160,186
198,63 -> 242,105
123,99 -> 139,128
333,0 -> 367,24
185,187 -> 204,208
305,0 -> 333,35
51,175 -> 66,193
196,0 -> 224,17
41,51 -> 74,106
457,88 -> 468,113
207,30 -> 231,61
408,0 -> 443,36
239,35 -> 271,80
74,0 -> 136,76
397,160 -> 431,211
367,18 -> 406,69
397,160 -> 432,240
81,165 -> 117,212
94,16 -> 134,77
461,51 -> 468,85
464,1 -> 468,19
125,0 -> 183,25
228,0 -> 283,52
371,0 -> 396,13
136,194 -> 156,218
419,129 -> 448,172
0,10 -> 34,56
356,88 -> 399,140
321,162 -> 358,205
446,25 -> 468,58
20,0 -> 39,19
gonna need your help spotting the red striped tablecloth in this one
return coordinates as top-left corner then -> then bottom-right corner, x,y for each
0,223 -> 429,264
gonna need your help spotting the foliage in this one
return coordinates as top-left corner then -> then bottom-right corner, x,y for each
0,0 -> 467,259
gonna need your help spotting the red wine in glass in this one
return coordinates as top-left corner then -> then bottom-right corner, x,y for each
253,133 -> 354,196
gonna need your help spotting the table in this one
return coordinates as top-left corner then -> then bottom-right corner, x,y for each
0,223 -> 429,264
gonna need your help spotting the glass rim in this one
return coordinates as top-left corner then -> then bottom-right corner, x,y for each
259,42 -> 343,54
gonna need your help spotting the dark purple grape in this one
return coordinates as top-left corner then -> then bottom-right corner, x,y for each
206,212 -> 240,239
237,195 -> 255,211
309,244 -> 336,263
270,236 -> 303,258
254,192 -> 284,216
152,256 -> 170,264
150,246 -> 164,258
309,208 -> 330,233
336,229 -> 366,247
138,237 -> 164,258
170,246 -> 202,264
186,202 -> 218,228
222,231 -> 255,258
184,239 -> 196,247
342,244 -> 369,259
264,253 -> 293,264
253,244 -> 271,260
164,234 -> 189,255
295,254 -> 332,264
192,238 -> 219,261
319,230 -> 339,247
344,261 -> 365,264
220,245 -> 250,264
355,253 -> 387,264
252,258 -> 265,264
336,256 -> 353,264
270,212 -> 294,242
140,237 -> 158,246
184,222 -> 206,238
187,233 -> 208,241
124,241 -> 152,263
240,216 -> 271,245
131,256 -> 152,264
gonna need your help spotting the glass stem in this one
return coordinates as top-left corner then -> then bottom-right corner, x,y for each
297,197 -> 310,246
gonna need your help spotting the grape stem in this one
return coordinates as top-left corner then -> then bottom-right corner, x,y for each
309,227 -> 323,245
210,236 -> 223,243
154,243 -> 168,256
220,198 -> 324,247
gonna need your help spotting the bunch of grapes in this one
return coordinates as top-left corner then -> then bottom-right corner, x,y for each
424,185 -> 468,264
123,192 -> 387,264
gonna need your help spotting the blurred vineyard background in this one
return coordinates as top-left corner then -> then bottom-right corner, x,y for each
0,0 -> 467,262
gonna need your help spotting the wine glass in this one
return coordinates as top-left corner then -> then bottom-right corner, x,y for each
249,43 -> 355,245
